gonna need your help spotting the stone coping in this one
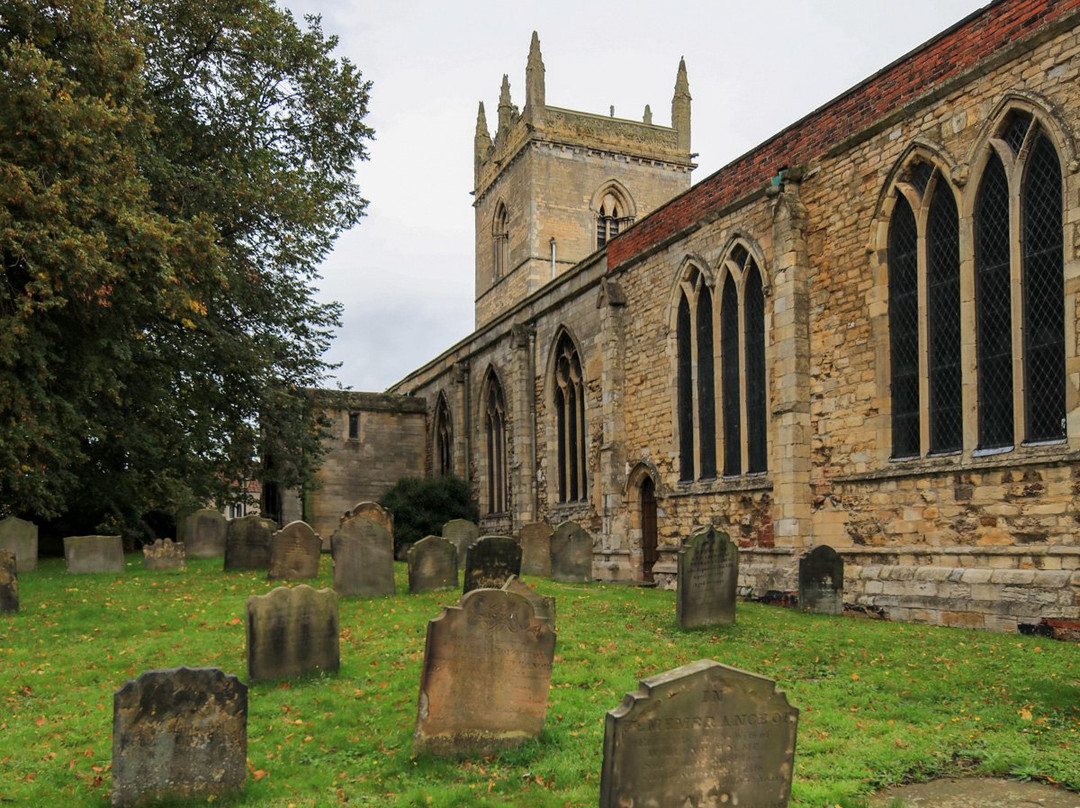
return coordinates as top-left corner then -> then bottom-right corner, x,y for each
837,545 -> 1080,557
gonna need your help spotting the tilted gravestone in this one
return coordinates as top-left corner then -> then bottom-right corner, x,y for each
441,518 -> 479,571
0,515 -> 38,573
331,516 -> 396,597
463,535 -> 522,593
112,667 -> 247,808
268,521 -> 322,581
0,550 -> 18,614
179,508 -> 228,559
224,515 -> 276,571
600,659 -> 799,808
519,521 -> 552,578
142,538 -> 185,571
676,526 -> 738,629
550,521 -> 592,583
799,545 -> 844,616
246,585 -> 339,681
413,588 -> 556,757
408,535 -> 458,593
502,575 -> 555,629
64,535 -> 124,575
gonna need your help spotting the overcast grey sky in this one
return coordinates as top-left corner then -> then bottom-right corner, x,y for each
284,0 -> 987,392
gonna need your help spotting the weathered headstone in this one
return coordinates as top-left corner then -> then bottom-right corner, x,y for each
799,545 -> 844,616
463,535 -> 522,593
345,501 -> 394,537
268,521 -> 322,580
408,535 -> 458,593
676,526 -> 738,628
441,518 -> 479,571
0,550 -> 18,614
502,575 -> 555,629
331,516 -> 396,597
246,585 -> 340,681
223,515 -> 275,571
179,508 -> 228,559
142,538 -> 185,571
0,515 -> 37,573
413,588 -> 556,757
550,521 -> 592,583
600,659 -> 799,808
112,667 -> 247,808
64,535 -> 125,575
519,521 -> 552,577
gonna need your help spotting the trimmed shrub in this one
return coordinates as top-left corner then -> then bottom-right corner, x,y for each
379,475 -> 478,555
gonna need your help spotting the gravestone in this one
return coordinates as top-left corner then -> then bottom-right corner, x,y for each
502,575 -> 555,629
463,535 -> 521,593
179,508 -> 228,558
346,501 -> 394,536
224,515 -> 275,571
600,659 -> 799,808
441,518 -> 479,571
64,535 -> 124,575
112,667 -> 247,808
676,526 -> 738,628
142,538 -> 185,571
331,516 -> 396,597
413,588 -> 556,757
0,550 -> 17,613
519,521 -> 552,577
408,535 -> 458,593
799,545 -> 844,616
246,585 -> 339,681
0,515 -> 37,573
268,521 -> 322,580
550,521 -> 592,583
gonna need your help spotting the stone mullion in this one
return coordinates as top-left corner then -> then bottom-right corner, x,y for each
597,278 -> 627,556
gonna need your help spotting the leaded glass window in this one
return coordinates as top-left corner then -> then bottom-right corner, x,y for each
484,372 -> 508,514
721,275 -> 741,476
926,182 -> 962,454
745,263 -> 767,473
675,268 -> 716,482
554,332 -> 587,502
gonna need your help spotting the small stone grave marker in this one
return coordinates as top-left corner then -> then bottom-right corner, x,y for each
64,535 -> 124,575
463,535 -> 522,593
413,588 -> 556,757
799,545 -> 844,615
246,585 -> 339,681
600,659 -> 799,808
442,518 -> 479,570
502,575 -> 555,629
268,521 -> 322,580
112,667 -> 247,808
224,515 -> 276,571
179,508 -> 228,558
550,521 -> 592,583
408,535 -> 458,593
345,501 -> 394,536
331,516 -> 396,597
0,550 -> 18,614
676,526 -> 738,628
519,521 -> 552,577
143,538 -> 185,571
0,515 -> 37,572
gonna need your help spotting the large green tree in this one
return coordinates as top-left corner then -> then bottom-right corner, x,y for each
0,0 -> 371,537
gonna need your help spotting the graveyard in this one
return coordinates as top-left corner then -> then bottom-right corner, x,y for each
0,552 -> 1076,807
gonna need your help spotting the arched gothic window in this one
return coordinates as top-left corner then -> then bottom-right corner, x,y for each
553,332 -> 587,502
596,191 -> 634,249
492,202 -> 509,281
675,267 -> 715,481
483,371 -> 508,514
433,393 -> 452,477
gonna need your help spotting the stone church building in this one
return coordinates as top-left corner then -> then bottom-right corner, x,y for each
298,0 -> 1080,633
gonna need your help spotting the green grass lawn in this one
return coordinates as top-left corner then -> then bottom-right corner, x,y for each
1,556 -> 1077,807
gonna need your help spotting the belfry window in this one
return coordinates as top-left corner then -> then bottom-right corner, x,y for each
553,332 -> 587,502
676,267 -> 715,481
596,192 -> 624,248
483,371 -> 508,514
492,202 -> 509,280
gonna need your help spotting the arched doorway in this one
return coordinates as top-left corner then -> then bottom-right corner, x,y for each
640,476 -> 658,582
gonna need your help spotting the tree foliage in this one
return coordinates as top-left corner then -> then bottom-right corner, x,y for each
0,0 -> 371,536
379,476 -> 479,555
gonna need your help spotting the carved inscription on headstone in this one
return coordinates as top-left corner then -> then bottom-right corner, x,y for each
331,516 -> 396,597
550,521 -> 592,583
413,589 -> 556,757
0,515 -> 38,572
224,515 -> 276,571
268,521 -> 322,580
600,659 -> 798,808
246,585 -> 339,681
442,518 -> 479,571
519,521 -> 553,578
799,545 -> 844,616
64,535 -> 124,575
408,535 -> 458,593
112,667 -> 247,808
179,508 -> 228,559
345,501 -> 394,536
463,535 -> 521,593
0,550 -> 18,614
502,575 -> 555,630
676,526 -> 738,628
142,538 -> 185,571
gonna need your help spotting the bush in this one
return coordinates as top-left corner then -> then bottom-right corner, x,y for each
379,475 -> 478,554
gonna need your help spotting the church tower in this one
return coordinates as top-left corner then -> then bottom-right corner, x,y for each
473,34 -> 695,328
